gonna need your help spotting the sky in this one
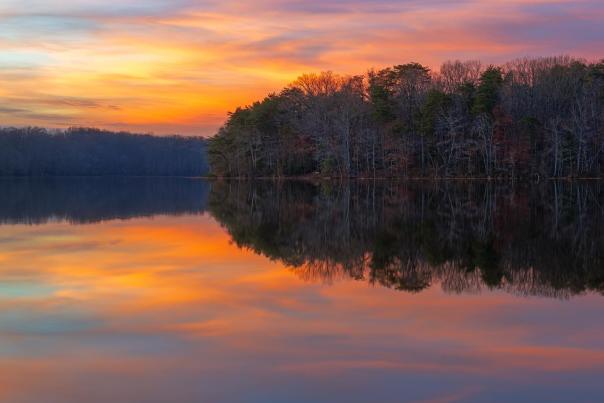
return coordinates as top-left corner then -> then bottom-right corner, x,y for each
0,0 -> 603,136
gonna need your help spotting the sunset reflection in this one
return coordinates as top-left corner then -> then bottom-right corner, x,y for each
0,200 -> 603,402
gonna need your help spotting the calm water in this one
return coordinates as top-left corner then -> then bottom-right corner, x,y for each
0,178 -> 603,403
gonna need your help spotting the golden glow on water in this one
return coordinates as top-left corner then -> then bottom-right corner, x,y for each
0,213 -> 602,402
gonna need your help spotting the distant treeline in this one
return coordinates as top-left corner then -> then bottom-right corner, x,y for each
0,127 -> 208,176
208,56 -> 604,178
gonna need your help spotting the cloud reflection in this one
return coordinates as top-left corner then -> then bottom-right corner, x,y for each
0,208 -> 602,401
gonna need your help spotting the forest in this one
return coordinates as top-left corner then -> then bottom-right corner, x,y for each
209,181 -> 604,298
0,127 -> 208,176
208,56 -> 604,178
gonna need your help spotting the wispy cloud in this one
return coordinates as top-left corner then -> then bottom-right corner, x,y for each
0,0 -> 602,135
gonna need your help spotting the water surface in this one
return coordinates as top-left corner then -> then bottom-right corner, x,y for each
0,178 -> 602,402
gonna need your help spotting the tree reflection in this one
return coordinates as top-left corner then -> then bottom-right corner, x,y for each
209,180 -> 604,298
1,177 -> 602,298
0,177 -> 208,224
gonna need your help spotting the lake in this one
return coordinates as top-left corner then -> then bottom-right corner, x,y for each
0,178 -> 602,402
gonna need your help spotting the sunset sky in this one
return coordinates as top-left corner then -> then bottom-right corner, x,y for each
1,0 -> 603,136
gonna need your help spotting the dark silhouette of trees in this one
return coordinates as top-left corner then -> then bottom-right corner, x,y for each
473,66 -> 504,116
208,56 -> 604,178
0,127 -> 208,176
208,180 -> 604,298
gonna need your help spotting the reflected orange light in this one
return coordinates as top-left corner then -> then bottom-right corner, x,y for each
0,213 -> 602,402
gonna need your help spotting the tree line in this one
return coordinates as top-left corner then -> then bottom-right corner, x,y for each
209,181 -> 604,297
0,127 -> 208,176
208,56 -> 604,178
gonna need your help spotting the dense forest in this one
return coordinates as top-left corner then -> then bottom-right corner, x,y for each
208,56 -> 604,178
0,127 -> 208,176
209,181 -> 604,298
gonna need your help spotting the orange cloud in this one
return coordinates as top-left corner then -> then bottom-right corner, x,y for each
1,1 -> 603,135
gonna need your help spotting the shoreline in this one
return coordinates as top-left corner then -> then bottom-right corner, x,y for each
1,175 -> 603,181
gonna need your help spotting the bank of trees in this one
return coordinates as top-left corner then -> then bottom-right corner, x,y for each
0,127 -> 208,176
208,56 -> 604,178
